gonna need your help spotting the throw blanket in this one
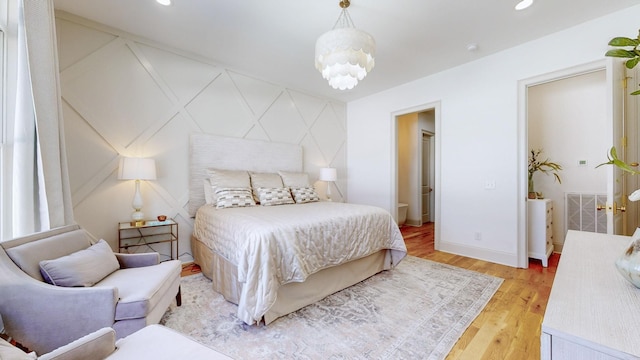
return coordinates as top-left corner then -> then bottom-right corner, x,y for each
193,201 -> 407,324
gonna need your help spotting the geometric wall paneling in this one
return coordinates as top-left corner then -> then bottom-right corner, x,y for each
289,90 -> 327,127
61,40 -> 175,154
143,112 -> 200,204
258,91 -> 307,144
136,43 -> 222,105
62,100 -> 118,199
184,72 -> 254,137
56,13 -> 346,262
228,71 -> 285,117
56,18 -> 118,71
311,104 -> 346,164
244,124 -> 271,142
329,101 -> 347,130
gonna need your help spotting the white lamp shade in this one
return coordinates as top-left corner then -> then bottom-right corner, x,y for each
319,167 -> 337,182
118,157 -> 157,180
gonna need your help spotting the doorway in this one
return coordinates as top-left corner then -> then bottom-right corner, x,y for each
392,102 -> 440,247
518,59 -> 621,267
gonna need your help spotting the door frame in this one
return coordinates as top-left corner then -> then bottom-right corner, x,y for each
391,101 -> 441,248
421,130 -> 434,223
517,59 -> 607,267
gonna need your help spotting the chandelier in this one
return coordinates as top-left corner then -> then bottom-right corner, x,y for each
315,0 -> 376,90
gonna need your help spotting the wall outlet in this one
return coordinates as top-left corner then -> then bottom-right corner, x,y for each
484,180 -> 496,190
474,232 -> 482,241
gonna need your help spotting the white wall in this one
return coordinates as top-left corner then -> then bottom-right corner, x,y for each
56,12 -> 347,262
528,70 -> 607,251
347,5 -> 640,266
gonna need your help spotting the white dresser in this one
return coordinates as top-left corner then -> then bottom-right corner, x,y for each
527,199 -> 554,267
541,230 -> 640,359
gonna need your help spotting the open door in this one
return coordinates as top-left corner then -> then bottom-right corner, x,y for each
605,58 -> 627,235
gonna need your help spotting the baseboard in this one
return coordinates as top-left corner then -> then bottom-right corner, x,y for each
438,241 -> 519,268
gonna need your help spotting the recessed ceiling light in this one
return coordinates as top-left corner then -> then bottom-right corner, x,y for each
515,0 -> 533,10
156,0 -> 171,6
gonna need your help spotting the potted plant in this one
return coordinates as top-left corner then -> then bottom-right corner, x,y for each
528,149 -> 562,199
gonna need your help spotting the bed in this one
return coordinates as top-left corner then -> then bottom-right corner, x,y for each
189,133 -> 407,325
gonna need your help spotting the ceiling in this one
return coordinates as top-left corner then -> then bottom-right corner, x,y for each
52,0 -> 639,103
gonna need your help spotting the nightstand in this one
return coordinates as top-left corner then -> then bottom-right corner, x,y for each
118,219 -> 178,261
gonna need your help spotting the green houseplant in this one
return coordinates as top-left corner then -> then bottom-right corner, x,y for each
528,149 -> 562,199
605,29 -> 640,95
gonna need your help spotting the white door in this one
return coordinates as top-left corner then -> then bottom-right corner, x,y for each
422,133 -> 432,223
625,65 -> 640,235
606,58 -> 627,235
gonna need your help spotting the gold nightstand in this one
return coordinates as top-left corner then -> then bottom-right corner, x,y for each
118,219 -> 178,261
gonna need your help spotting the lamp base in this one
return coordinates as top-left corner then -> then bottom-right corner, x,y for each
131,209 -> 144,226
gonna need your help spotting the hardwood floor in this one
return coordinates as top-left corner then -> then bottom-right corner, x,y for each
181,222 -> 559,359
404,222 -> 559,359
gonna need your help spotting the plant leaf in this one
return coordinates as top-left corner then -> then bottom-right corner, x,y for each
605,49 -> 637,58
608,37 -> 640,47
626,57 -> 640,69
631,89 -> 640,96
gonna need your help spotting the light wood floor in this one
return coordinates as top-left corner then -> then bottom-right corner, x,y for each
182,222 -> 560,359
403,222 -> 560,359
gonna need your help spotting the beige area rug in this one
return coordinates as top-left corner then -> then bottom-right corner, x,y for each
160,256 -> 503,359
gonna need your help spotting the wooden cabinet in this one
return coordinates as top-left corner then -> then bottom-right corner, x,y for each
541,230 -> 640,359
527,199 -> 554,267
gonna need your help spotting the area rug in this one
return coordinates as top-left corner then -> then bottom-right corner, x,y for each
160,256 -> 502,359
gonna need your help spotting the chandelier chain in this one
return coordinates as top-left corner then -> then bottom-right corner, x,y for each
332,8 -> 356,30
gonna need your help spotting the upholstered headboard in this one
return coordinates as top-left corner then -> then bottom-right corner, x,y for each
188,134 -> 303,216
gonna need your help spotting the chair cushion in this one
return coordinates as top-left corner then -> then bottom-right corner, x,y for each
5,229 -> 92,281
109,325 -> 232,359
0,338 -> 36,360
39,240 -> 120,287
96,260 -> 181,321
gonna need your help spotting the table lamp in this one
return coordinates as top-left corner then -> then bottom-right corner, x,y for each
118,157 -> 156,226
319,167 -> 337,201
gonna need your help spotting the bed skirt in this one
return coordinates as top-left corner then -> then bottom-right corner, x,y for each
191,235 -> 390,324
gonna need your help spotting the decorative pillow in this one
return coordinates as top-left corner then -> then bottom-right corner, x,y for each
257,187 -> 295,206
203,179 -> 214,205
290,186 -> 320,204
215,188 -> 256,209
39,240 -> 120,287
0,338 -> 36,360
249,172 -> 284,203
278,171 -> 310,188
207,169 -> 251,203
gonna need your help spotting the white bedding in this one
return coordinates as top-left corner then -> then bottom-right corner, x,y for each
193,201 -> 407,324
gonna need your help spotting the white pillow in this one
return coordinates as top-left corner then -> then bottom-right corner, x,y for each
249,172 -> 284,203
278,171 -> 310,188
39,240 -> 120,287
203,179 -> 214,205
290,186 -> 320,204
257,187 -> 295,206
215,188 -> 256,209
207,169 -> 251,203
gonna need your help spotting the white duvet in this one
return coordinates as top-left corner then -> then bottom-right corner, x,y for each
193,201 -> 407,324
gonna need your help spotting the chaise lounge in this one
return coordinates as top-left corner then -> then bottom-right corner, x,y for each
0,224 -> 182,354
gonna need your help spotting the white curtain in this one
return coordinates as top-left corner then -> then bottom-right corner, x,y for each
9,0 -> 73,237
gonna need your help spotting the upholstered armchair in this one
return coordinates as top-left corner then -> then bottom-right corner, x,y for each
1,324 -> 233,360
0,224 -> 182,355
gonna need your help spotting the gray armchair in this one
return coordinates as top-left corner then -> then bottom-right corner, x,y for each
1,324 -> 233,359
0,224 -> 182,355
